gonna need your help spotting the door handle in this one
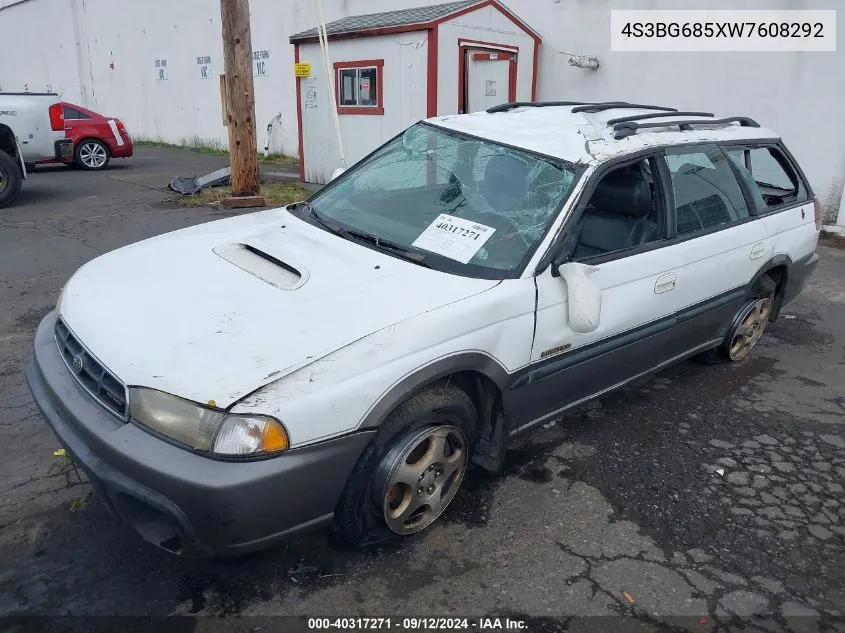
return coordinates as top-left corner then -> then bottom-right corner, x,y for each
750,242 -> 766,260
654,272 -> 676,294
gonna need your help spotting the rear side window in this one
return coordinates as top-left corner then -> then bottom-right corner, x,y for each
664,146 -> 750,236
63,106 -> 90,120
724,146 -> 808,211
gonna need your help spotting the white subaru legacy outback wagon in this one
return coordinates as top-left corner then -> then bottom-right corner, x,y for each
27,101 -> 820,556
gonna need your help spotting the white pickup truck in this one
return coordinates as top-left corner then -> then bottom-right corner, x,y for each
0,92 -> 73,208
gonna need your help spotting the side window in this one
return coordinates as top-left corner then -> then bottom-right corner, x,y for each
664,146 -> 750,237
62,106 -> 90,120
724,146 -> 808,211
571,158 -> 664,260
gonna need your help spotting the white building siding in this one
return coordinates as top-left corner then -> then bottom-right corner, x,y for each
298,32 -> 428,184
519,0 -> 845,218
0,0 -> 82,100
78,0 -> 227,147
438,6 -> 536,115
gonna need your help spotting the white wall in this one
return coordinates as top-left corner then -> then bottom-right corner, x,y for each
516,0 -> 845,218
298,32 -> 428,183
438,4 -> 536,115
0,0 -> 82,99
1,0 -> 842,212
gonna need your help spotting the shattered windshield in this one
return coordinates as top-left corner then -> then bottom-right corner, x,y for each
304,122 -> 583,278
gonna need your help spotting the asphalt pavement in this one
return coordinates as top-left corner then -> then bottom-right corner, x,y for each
0,148 -> 843,632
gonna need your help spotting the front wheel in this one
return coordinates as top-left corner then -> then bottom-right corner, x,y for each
333,384 -> 476,548
75,139 -> 111,170
0,150 -> 23,209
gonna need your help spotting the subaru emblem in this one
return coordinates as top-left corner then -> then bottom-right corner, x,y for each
72,354 -> 84,374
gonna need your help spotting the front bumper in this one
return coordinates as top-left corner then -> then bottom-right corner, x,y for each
26,312 -> 374,557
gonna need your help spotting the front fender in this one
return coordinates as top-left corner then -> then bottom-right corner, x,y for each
230,279 -> 535,448
357,352 -> 510,430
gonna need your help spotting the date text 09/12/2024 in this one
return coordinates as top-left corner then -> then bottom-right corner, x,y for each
307,617 -> 528,631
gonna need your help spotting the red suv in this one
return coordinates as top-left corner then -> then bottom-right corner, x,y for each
36,102 -> 133,171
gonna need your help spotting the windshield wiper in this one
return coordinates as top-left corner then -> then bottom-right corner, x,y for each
297,201 -> 334,230
305,205 -> 432,268
343,228 -> 432,268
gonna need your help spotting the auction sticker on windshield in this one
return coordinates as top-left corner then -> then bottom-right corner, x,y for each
412,214 -> 495,264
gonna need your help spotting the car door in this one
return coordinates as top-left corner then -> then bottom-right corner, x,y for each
508,154 -> 688,431
661,144 -> 771,351
723,143 -> 818,285
62,105 -> 94,150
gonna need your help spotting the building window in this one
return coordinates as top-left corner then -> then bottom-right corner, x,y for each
333,59 -> 384,115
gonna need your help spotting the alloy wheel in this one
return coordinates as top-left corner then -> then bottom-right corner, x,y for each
728,298 -> 772,361
79,142 -> 108,169
378,425 -> 468,535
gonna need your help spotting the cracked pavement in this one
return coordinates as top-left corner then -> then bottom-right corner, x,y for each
0,149 -> 843,632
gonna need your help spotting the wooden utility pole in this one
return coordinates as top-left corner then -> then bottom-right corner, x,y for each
220,0 -> 264,206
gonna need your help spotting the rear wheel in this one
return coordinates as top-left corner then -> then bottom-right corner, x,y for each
75,139 -> 111,170
699,275 -> 776,363
726,298 -> 772,361
333,384 -> 476,548
0,150 -> 23,209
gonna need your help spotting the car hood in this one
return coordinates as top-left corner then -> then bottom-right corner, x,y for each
58,208 -> 498,407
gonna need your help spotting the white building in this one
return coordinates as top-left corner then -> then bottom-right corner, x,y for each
1,0 -> 843,224
291,1 -> 540,183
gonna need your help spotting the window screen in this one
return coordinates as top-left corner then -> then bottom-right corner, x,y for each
664,146 -> 750,236
338,67 -> 379,108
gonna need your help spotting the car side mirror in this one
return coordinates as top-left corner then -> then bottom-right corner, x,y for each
330,167 -> 346,181
557,262 -> 602,333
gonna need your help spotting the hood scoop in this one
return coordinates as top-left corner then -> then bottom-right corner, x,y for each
213,242 -> 308,290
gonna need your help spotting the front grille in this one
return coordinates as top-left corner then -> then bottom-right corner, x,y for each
55,318 -> 128,419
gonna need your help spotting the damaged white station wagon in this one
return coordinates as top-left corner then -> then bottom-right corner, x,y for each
27,101 -> 821,556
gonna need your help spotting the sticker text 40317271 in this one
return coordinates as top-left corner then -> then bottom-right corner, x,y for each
412,214 -> 495,264
436,221 -> 486,241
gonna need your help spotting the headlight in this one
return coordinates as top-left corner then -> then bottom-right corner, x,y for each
129,387 -> 289,457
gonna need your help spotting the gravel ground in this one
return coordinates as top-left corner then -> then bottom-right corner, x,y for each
0,149 -> 842,632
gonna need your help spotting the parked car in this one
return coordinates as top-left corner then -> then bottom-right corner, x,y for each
0,92 -> 73,208
26,101 -> 820,557
34,101 -> 133,171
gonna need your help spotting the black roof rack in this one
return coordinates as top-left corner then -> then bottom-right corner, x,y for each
606,111 -> 714,125
571,102 -> 678,114
486,101 -> 588,114
612,116 -> 760,139
486,101 -> 681,115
